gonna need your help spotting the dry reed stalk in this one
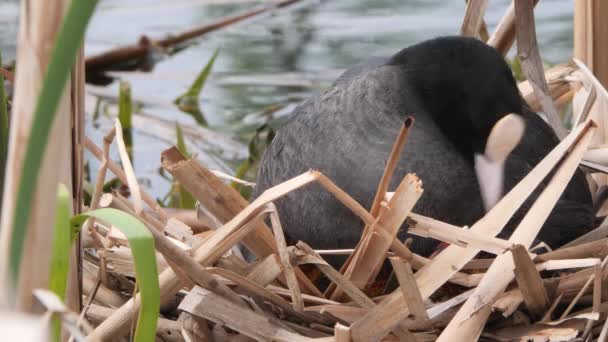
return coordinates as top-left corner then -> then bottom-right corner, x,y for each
437,123 -> 595,342
179,286 -> 312,342
349,120 -> 594,341
326,119 -> 414,297
86,304 -> 181,336
574,86 -> 598,127
0,0 -> 77,310
161,147 -> 320,296
267,203 -> 304,311
488,0 -> 539,55
82,272 -> 125,308
114,119 -> 142,215
206,267 -> 327,325
90,171 -> 345,339
515,0 -> 566,139
573,58 -> 608,192
293,243 -> 417,340
333,174 -> 422,300
101,193 -> 246,308
459,0 -> 488,38
388,257 -> 430,326
245,254 -> 282,287
511,244 -> 549,318
536,238 -> 608,262
408,213 -> 512,255
83,128 -> 116,250
519,64 -> 578,112
83,137 -> 166,220
294,243 -> 376,309
334,323 -> 351,342
560,257 -> 608,319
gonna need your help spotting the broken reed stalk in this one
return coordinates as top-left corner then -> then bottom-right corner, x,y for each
85,0 -> 305,72
84,137 -> 167,220
515,0 -> 567,139
101,193 -> 247,309
511,244 -> 550,318
160,146 -> 321,296
349,120 -> 594,341
333,174 -> 422,300
328,118 -> 414,297
459,0 -> 488,38
437,123 -> 595,342
114,119 -> 143,215
267,204 -> 304,311
518,63 -> 578,113
82,128 -> 116,249
487,0 -> 540,55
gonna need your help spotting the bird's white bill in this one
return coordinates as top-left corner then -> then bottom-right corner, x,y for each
474,154 -> 505,212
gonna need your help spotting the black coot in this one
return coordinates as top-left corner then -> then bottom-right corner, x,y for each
253,36 -> 594,261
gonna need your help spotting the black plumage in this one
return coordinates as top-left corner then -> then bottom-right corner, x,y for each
253,36 -> 594,262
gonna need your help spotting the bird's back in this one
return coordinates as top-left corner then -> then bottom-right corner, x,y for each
255,65 -> 484,256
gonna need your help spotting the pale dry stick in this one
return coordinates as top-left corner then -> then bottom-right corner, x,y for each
268,203 -> 304,311
69,275 -> 101,342
599,315 -> 608,342
560,256 -> 608,319
511,244 -> 549,318
349,120 -> 594,341
114,119 -> 142,215
162,147 -> 321,296
179,286 -> 312,342
437,125 -> 596,342
84,137 -> 167,221
408,213 -> 513,255
294,243 -> 376,309
104,193 -> 247,308
562,225 -> 608,248
246,254 -> 282,287
573,59 -> 608,105
537,258 -> 601,271
334,174 -> 422,300
541,292 -> 564,322
206,267 -> 328,325
294,243 -> 417,340
327,118 -> 414,297
574,86 -> 597,126
487,0 -> 540,56
334,324 -> 351,342
83,128 -> 116,249
537,238 -> 608,262
459,0 -> 488,38
519,64 -> 578,112
388,257 -> 430,325
90,171 -> 352,339
515,0 -> 566,139
113,118 -> 145,337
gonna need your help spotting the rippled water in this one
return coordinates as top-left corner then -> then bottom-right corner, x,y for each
0,0 -> 575,199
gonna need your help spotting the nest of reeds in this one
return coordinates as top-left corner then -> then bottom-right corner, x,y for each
74,2 -> 608,342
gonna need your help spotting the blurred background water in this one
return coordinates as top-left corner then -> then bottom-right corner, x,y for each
0,0 -> 574,200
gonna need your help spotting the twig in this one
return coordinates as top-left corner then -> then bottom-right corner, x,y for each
85,0 -> 307,72
84,137 -> 167,220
